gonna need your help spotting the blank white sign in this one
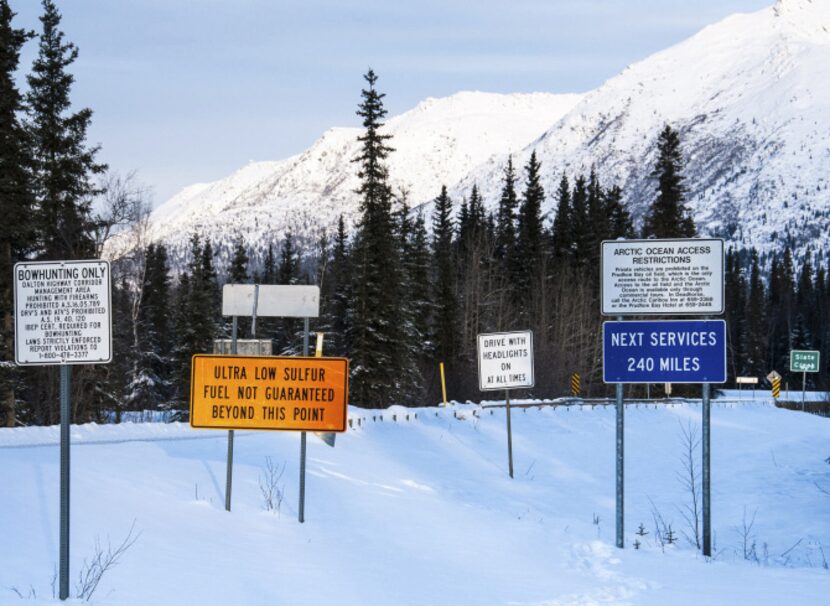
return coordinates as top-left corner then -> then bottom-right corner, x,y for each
222,284 -> 320,318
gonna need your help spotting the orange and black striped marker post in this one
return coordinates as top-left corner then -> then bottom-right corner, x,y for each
571,372 -> 581,397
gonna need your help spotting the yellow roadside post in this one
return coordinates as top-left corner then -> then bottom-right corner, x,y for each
440,362 -> 448,406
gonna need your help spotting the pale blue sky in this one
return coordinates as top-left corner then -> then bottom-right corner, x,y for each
12,0 -> 771,206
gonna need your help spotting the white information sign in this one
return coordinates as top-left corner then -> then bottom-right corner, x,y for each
222,284 -> 319,318
601,238 -> 724,316
14,260 -> 112,366
477,330 -> 534,391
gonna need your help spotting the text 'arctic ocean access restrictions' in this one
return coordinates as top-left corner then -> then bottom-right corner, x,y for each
477,330 -> 534,391
603,320 -> 726,384
14,260 -> 112,366
601,238 -> 724,315
190,355 -> 349,431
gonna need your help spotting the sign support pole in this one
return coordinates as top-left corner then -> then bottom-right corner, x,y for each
615,315 -> 624,549
505,389 -> 514,479
802,371 -> 806,411
59,364 -> 71,600
702,381 -> 711,557
225,316 -> 238,512
299,317 -> 309,523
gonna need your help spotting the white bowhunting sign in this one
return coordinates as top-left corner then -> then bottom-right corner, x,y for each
14,260 -> 112,366
601,238 -> 724,316
477,330 -> 534,391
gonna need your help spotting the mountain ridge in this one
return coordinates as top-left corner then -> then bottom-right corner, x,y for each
133,0 -> 830,270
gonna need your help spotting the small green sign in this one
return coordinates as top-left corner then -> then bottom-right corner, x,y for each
790,350 -> 820,373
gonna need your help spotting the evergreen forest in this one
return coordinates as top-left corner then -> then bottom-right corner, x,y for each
2,3 -> 828,427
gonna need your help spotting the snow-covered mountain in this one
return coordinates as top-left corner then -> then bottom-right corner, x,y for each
457,0 -> 830,264
141,0 -> 830,268
142,92 -> 583,268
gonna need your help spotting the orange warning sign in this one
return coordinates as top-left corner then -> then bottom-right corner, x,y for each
190,355 -> 349,432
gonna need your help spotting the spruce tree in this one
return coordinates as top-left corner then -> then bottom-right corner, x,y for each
393,197 -> 430,398
23,0 -> 106,425
26,0 -> 106,259
745,250 -> 766,378
349,69 -> 412,406
641,125 -> 695,239
275,232 -> 301,354
262,243 -> 277,285
328,216 -> 352,357
457,184 -> 486,261
516,151 -> 545,305
814,262 -> 828,385
131,244 -> 173,410
605,185 -> 635,239
106,275 -> 134,420
793,254 -> 815,371
173,236 -> 218,411
171,269 -> 192,408
724,248 -> 747,378
229,235 -> 250,284
431,185 -> 458,363
0,0 -> 35,426
495,156 -> 518,265
228,235 -> 251,334
767,250 -> 795,374
550,174 -> 572,262
586,167 -> 609,262
277,232 -> 298,285
570,175 -> 590,266
407,210 -> 433,358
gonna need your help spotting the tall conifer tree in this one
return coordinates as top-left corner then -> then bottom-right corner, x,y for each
495,156 -> 518,266
0,0 -> 35,426
349,70 -> 412,406
744,250 -> 767,377
26,0 -> 105,259
550,174 -> 572,262
641,125 -> 695,239
328,216 -> 352,357
516,151 -> 545,303
431,185 -> 458,363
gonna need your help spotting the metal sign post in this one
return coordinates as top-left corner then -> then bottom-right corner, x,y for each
615,317 -> 624,549
216,284 -> 321,520
13,260 -> 112,601
224,284 -> 259,512
601,238 -> 726,554
59,364 -> 71,600
615,379 -> 624,548
702,382 -> 711,556
299,317 -> 309,523
505,390 -> 514,479
224,315 -> 238,512
476,330 -> 534,478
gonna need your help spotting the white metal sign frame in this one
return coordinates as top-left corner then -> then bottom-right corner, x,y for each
476,330 -> 535,391
222,284 -> 319,318
600,238 -> 724,316
13,260 -> 112,366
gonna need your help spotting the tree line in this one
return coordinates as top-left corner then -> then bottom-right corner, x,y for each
100,72 -> 830,416
2,4 -> 827,426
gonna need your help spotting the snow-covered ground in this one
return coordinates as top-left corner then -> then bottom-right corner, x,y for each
2,398 -> 830,605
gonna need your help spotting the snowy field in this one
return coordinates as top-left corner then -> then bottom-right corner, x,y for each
2,398 -> 830,605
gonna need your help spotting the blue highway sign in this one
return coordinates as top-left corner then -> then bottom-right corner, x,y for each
603,320 -> 726,384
